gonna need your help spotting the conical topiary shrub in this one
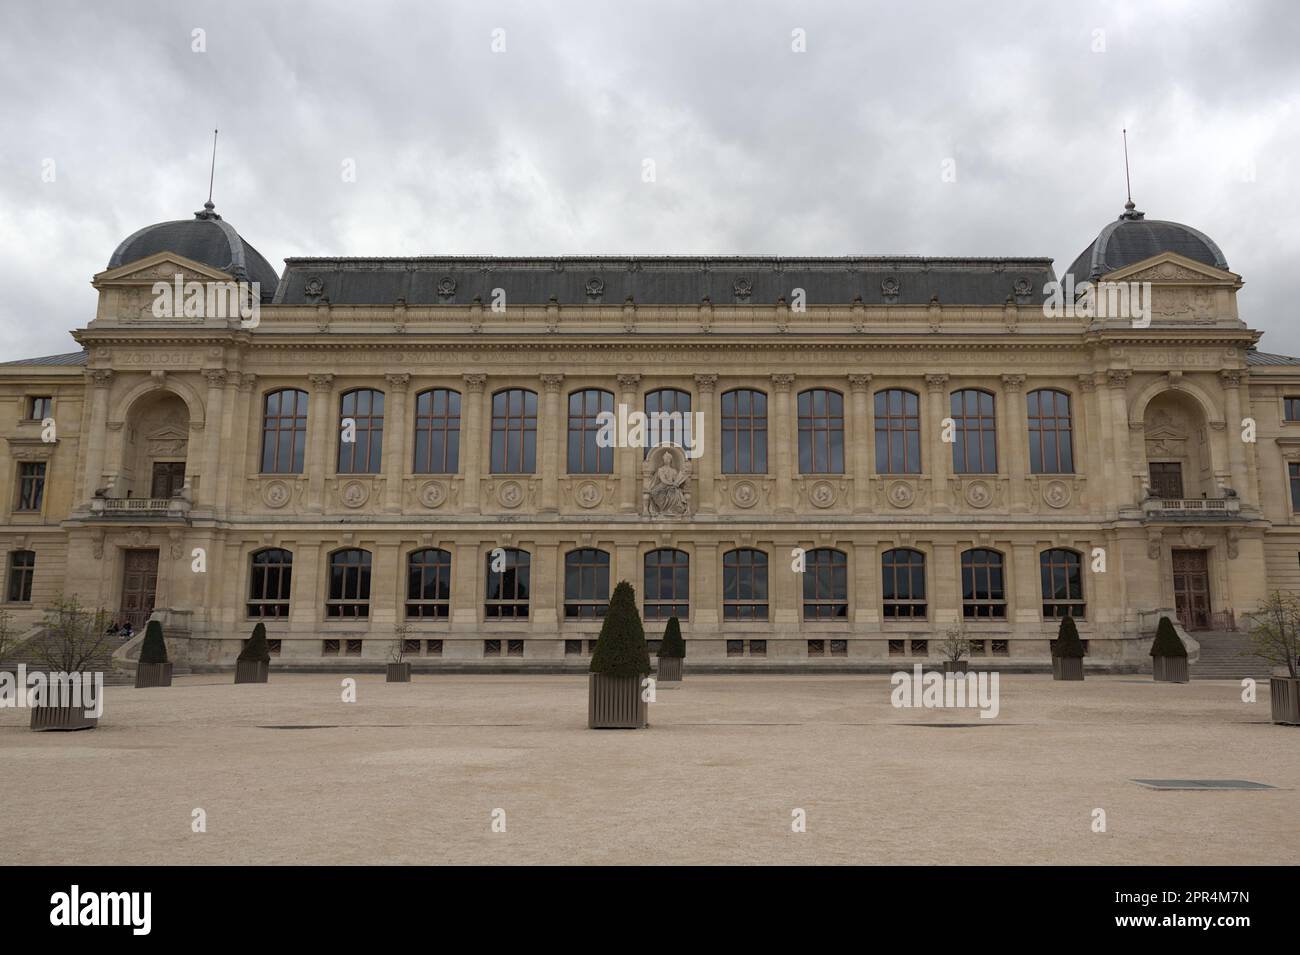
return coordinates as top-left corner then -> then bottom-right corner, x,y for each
588,581 -> 651,728
656,616 -> 685,682
235,621 -> 270,684
1150,615 -> 1189,683
1051,615 -> 1085,681
135,619 -> 173,688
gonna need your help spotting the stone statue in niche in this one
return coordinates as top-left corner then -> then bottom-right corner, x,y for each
643,446 -> 691,519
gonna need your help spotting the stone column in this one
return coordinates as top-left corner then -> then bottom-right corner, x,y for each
200,369 -> 227,511
854,540 -> 879,625
383,373 -> 411,513
531,539 -> 559,632
540,374 -> 564,512
1001,374 -> 1027,512
452,540 -> 481,628
82,369 -> 113,501
1012,541 -> 1040,625
925,374 -> 950,512
694,374 -> 718,513
693,540 -> 719,629
1219,370 -> 1250,499
771,374 -> 795,513
461,374 -> 486,513
1106,370 -> 1134,505
849,374 -> 872,512
307,374 -> 334,512
617,374 -> 641,512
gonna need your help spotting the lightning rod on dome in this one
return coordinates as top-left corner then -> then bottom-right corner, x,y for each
196,129 -> 220,220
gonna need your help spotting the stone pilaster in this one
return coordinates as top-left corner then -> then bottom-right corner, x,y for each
925,374 -> 950,512
771,374 -> 795,513
81,369 -> 113,501
694,374 -> 718,513
617,374 -> 641,512
849,374 -> 872,512
1219,370 -> 1250,501
693,540 -> 719,628
461,374 -> 486,512
383,373 -> 410,513
1001,374 -> 1026,512
540,374 -> 564,512
200,369 -> 227,510
1106,370 -> 1134,505
307,373 -> 334,512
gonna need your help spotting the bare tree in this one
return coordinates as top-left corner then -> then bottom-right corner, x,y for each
36,595 -> 113,673
1245,591 -> 1300,679
390,622 -> 409,664
0,608 -> 15,665
941,626 -> 970,664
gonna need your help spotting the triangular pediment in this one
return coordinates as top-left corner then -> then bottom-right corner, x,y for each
1105,252 -> 1241,287
93,251 -> 234,288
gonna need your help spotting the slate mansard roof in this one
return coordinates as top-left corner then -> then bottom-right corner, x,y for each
1064,202 -> 1230,284
108,203 -> 279,301
272,256 -> 1060,307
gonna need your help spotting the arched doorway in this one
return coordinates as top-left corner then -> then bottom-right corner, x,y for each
1141,391 -> 1216,501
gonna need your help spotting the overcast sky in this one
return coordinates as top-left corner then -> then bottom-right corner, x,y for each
1,0 -> 1297,360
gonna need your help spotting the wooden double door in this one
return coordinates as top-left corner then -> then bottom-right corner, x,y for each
1171,548 -> 1211,631
120,548 -> 159,631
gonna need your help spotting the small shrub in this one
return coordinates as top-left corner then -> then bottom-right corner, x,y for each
139,619 -> 169,665
1149,616 -> 1187,658
658,616 -> 685,659
1052,615 -> 1086,658
239,621 -> 271,663
589,581 -> 651,677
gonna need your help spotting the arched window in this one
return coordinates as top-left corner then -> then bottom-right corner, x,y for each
413,389 -> 461,473
721,389 -> 767,473
874,389 -> 921,474
261,389 -> 308,474
338,389 -> 385,474
485,548 -> 530,618
567,389 -> 614,474
490,389 -> 538,473
723,548 -> 768,620
6,550 -> 34,603
247,548 -> 293,618
1027,389 -> 1074,474
803,548 -> 848,620
798,389 -> 845,474
1040,548 -> 1085,618
564,548 -> 611,618
951,389 -> 997,474
644,548 -> 689,620
406,548 -> 452,618
327,549 -> 372,618
644,388 -> 692,457
961,548 -> 1006,619
881,548 -> 926,619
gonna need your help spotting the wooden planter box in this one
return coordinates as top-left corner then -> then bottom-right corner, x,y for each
386,662 -> 412,683
943,660 -> 969,674
30,704 -> 98,732
588,673 -> 649,729
657,656 -> 683,682
234,659 -> 269,684
1052,656 -> 1084,681
1153,656 -> 1189,684
1271,676 -> 1300,725
135,662 -> 173,688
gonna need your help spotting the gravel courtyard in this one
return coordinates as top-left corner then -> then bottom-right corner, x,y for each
1,673 -> 1294,865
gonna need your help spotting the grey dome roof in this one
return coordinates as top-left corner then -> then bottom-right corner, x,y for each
1065,202 -> 1228,284
108,202 -> 278,301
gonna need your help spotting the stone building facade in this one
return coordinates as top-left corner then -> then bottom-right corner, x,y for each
3,199 -> 1299,669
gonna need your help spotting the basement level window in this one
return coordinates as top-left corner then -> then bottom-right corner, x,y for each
267,639 -> 281,657
507,639 -> 524,657
807,639 -> 825,657
425,639 -> 442,656
726,639 -> 744,657
345,639 -> 362,656
749,640 -> 766,656
402,639 -> 421,655
484,639 -> 501,657
888,639 -> 906,656
565,640 -> 582,655
322,639 -> 339,656
910,639 -> 929,656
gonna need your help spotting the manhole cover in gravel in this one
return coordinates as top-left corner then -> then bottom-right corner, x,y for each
1131,779 -> 1276,790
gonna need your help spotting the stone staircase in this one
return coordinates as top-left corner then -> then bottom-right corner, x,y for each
1190,629 -> 1275,681
2,627 -> 133,685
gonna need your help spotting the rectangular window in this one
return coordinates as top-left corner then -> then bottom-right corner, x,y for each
721,390 -> 767,474
413,389 -> 461,473
1291,463 -> 1300,512
484,639 -> 501,657
28,396 -> 53,421
797,389 -> 845,474
490,389 -> 538,473
567,389 -> 614,473
7,550 -> 35,602
888,639 -> 905,656
425,639 -> 443,656
909,639 -> 928,656
806,639 -> 825,657
322,639 -> 340,655
1027,389 -> 1074,474
951,389 -> 997,474
726,639 -> 744,657
1285,397 -> 1300,422
15,462 -> 46,512
749,639 -> 767,656
874,389 -> 921,474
